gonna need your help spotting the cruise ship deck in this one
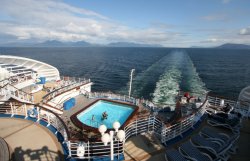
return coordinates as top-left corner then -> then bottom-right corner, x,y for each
1,55 -> 250,161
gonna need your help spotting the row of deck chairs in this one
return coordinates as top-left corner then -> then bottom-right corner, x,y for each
207,111 -> 242,134
165,126 -> 240,161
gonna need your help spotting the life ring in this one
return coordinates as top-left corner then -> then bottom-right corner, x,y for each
28,108 -> 38,118
77,145 -> 85,158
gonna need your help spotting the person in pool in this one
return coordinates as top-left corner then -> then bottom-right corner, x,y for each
102,111 -> 108,120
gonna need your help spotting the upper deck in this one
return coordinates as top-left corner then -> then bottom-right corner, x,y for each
0,55 -> 250,161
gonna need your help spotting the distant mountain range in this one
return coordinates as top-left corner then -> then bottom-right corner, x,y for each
107,42 -> 162,47
0,40 -> 162,47
34,40 -> 93,47
1,41 -> 250,49
215,43 -> 250,49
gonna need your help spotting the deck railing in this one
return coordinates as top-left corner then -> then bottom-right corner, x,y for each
0,92 -> 210,160
207,94 -> 237,107
0,75 -> 34,87
207,93 -> 250,117
86,92 -> 178,112
0,101 -> 69,141
68,140 -> 123,159
0,83 -> 34,103
87,92 -> 138,105
42,77 -> 91,103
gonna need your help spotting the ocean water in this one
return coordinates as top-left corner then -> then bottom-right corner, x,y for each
0,47 -> 249,103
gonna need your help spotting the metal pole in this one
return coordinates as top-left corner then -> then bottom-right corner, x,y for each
110,131 -> 114,161
128,69 -> 135,98
24,104 -> 27,118
37,106 -> 40,121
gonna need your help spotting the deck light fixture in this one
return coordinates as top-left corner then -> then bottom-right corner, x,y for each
113,121 -> 121,132
99,121 -> 125,161
99,124 -> 107,135
101,133 -> 111,146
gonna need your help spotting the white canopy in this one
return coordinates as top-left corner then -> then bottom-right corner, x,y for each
238,86 -> 250,110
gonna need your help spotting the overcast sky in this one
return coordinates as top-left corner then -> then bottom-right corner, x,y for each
0,0 -> 250,47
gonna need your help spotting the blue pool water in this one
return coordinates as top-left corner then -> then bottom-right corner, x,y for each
77,100 -> 134,128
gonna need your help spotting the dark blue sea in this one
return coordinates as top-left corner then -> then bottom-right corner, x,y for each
0,47 -> 249,102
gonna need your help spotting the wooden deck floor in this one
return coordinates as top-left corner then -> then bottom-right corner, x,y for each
124,133 -> 165,161
124,117 -> 250,161
0,118 -> 64,161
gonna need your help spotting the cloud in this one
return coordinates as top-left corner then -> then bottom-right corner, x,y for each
0,0 -> 248,47
200,38 -> 219,43
0,0 -> 186,46
239,27 -> 250,35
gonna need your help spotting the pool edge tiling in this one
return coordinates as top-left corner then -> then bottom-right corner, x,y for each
70,99 -> 139,132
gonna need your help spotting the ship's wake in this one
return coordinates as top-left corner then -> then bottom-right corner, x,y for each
152,50 -> 207,109
129,54 -> 173,98
152,51 -> 183,109
119,50 -> 207,109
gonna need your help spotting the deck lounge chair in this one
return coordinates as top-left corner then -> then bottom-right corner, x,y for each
191,134 -> 231,160
207,114 -> 241,133
200,126 -> 230,144
179,141 -> 213,161
165,148 -> 187,161
200,126 -> 239,154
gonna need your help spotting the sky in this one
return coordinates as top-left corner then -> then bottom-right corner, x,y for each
0,0 -> 250,47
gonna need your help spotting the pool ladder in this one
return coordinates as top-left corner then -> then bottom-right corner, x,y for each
85,119 -> 101,127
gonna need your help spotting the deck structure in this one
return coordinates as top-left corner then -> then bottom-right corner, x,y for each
1,55 -> 250,161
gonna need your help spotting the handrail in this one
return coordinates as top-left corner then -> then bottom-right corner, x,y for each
42,76 -> 88,99
0,83 -> 33,103
207,92 -> 236,101
0,91 -> 211,160
87,92 -> 138,105
0,100 -> 70,139
0,75 -> 33,88
42,77 -> 91,103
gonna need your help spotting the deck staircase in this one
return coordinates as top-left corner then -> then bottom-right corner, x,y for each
0,83 -> 33,104
0,100 -> 24,115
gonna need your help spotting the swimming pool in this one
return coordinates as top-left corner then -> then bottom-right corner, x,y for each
75,99 -> 137,129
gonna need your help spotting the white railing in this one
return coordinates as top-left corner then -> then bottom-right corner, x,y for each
86,92 -> 176,112
207,94 -> 250,117
0,93 -> 209,160
0,75 -> 34,87
0,83 -> 34,103
0,101 -> 69,141
43,77 -> 91,103
207,95 -> 236,107
124,115 -> 159,140
68,140 -> 123,159
87,92 -> 138,105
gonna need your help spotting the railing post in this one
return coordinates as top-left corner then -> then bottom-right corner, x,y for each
135,119 -> 138,135
161,122 -> 165,143
37,106 -> 40,121
110,131 -> 114,161
152,116 -> 155,132
88,141 -> 90,160
147,116 -> 150,132
68,141 -> 72,157
24,104 -> 28,118
47,112 -> 50,127
10,102 -> 14,116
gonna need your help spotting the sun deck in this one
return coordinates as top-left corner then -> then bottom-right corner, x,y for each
0,118 -> 64,161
